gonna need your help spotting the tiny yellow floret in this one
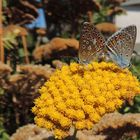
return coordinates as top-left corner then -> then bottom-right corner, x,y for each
32,62 -> 140,139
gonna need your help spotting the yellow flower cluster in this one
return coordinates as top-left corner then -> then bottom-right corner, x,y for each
32,62 -> 140,139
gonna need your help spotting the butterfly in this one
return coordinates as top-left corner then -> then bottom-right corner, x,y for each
79,22 -> 137,68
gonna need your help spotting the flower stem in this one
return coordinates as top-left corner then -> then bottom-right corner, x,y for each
71,128 -> 77,140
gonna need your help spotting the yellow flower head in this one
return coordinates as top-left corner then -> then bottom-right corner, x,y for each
32,62 -> 140,139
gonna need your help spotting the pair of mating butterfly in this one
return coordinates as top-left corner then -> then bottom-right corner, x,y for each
79,22 -> 137,68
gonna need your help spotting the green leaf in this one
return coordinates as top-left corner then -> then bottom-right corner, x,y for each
3,32 -> 18,50
2,133 -> 10,140
18,48 -> 25,57
134,95 -> 140,104
123,107 -> 131,113
0,88 -> 4,96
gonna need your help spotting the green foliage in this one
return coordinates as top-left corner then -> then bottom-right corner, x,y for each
1,1 -> 140,139
45,0 -> 99,38
123,136 -> 140,140
0,119 -> 9,140
93,7 -> 110,24
120,95 -> 140,114
94,0 -> 125,24
2,0 -> 8,24
130,65 -> 140,81
0,88 -> 4,96
120,56 -> 140,114
60,56 -> 78,64
2,0 -> 8,8
3,32 -> 18,50
130,56 -> 140,81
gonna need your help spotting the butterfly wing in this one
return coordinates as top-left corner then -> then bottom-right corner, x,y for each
106,25 -> 137,68
121,25 -> 137,48
79,22 -> 106,64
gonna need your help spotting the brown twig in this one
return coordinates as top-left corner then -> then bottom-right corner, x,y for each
0,0 -> 4,63
21,35 -> 30,64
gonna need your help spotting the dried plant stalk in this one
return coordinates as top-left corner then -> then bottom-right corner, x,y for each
0,63 -> 55,134
10,124 -> 53,140
0,0 -> 4,62
95,22 -> 118,33
33,37 -> 79,62
21,36 -> 30,64
91,113 -> 140,140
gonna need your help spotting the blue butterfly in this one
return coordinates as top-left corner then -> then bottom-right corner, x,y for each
79,22 -> 137,68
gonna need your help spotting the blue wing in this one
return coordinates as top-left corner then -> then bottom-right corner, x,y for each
106,25 -> 137,68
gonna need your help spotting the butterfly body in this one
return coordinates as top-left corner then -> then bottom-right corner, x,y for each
79,22 -> 137,68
